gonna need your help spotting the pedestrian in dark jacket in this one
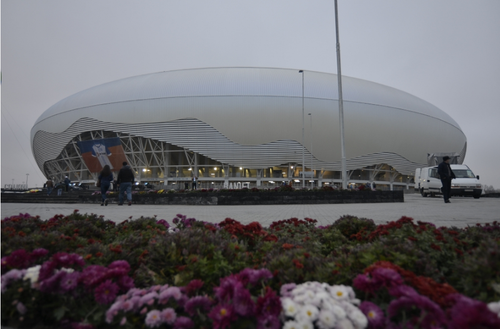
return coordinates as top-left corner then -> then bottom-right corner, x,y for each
437,156 -> 456,203
98,165 -> 114,206
117,162 -> 135,206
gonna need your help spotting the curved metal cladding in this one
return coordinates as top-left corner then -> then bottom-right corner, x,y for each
31,67 -> 467,176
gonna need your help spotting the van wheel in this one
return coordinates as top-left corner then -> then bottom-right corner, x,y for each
421,188 -> 428,197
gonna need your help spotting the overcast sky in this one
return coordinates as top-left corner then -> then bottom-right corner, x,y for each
2,0 -> 500,189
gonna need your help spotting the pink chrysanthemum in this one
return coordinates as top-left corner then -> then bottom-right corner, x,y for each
145,310 -> 163,328
353,273 -> 382,294
59,271 -> 80,292
160,308 -> 177,325
233,287 -> 255,317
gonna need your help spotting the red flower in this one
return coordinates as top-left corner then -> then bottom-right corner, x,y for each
282,243 -> 294,250
292,259 -> 304,269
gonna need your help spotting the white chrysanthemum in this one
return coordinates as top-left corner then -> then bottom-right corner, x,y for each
296,304 -> 319,323
330,304 -> 347,320
317,309 -> 337,329
329,285 -> 350,301
311,291 -> 329,305
335,318 -> 355,329
282,297 -> 299,317
296,320 -> 314,329
294,289 -> 316,305
291,285 -> 308,297
283,321 -> 301,329
23,265 -> 41,286
487,301 -> 500,318
61,267 -> 74,273
348,309 -> 368,329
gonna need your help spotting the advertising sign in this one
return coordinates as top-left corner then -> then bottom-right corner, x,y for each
77,138 -> 127,172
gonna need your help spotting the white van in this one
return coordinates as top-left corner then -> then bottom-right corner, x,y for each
415,164 -> 482,199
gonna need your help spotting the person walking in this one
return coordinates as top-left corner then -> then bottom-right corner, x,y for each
117,162 -> 135,206
64,176 -> 71,192
192,176 -> 198,190
98,165 -> 114,206
46,178 -> 54,196
437,156 -> 456,203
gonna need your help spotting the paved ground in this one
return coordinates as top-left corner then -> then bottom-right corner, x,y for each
2,194 -> 499,227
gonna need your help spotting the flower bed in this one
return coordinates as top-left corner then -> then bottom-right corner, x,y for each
2,212 -> 500,328
83,187 -> 404,205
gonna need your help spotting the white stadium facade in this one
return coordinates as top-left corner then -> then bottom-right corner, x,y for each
31,67 -> 467,190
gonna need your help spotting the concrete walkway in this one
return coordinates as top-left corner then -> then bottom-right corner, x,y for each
2,194 -> 499,228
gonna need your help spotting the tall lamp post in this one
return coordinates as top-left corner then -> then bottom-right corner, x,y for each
26,173 -> 29,189
299,70 -> 305,188
334,0 -> 347,189
308,113 -> 313,188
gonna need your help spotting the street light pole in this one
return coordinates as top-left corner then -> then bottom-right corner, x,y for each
334,0 -> 347,189
299,70 -> 305,189
308,113 -> 313,188
26,173 -> 29,189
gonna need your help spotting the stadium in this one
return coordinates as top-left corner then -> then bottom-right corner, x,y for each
30,67 -> 467,190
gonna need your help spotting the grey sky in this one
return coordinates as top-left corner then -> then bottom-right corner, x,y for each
2,0 -> 500,189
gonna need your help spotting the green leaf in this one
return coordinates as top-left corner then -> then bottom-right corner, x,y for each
53,306 -> 66,321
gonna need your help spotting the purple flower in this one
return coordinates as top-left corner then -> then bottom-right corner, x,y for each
173,316 -> 194,329
30,248 -> 49,261
158,286 -> 182,304
94,280 -> 119,305
208,304 -> 236,329
39,270 -> 66,293
157,219 -> 170,229
359,301 -> 385,329
139,291 -> 159,307
105,300 -> 123,323
184,296 -> 213,316
238,268 -> 273,287
79,265 -> 107,288
121,296 -> 139,312
145,310 -> 163,328
279,283 -> 297,298
1,269 -> 26,292
353,273 -> 382,294
256,314 -> 280,329
214,275 -> 241,301
256,288 -> 281,317
233,287 -> 255,317
59,271 -> 80,292
388,295 -> 446,327
160,308 -> 177,324
52,252 -> 85,268
448,294 -> 500,328
388,284 -> 418,298
117,275 -> 134,291
16,302 -> 27,315
371,268 -> 403,288
71,323 -> 95,329
3,249 -> 31,269
108,260 -> 131,272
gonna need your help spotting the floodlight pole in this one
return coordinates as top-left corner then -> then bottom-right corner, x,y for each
308,113 -> 313,188
335,0 -> 347,189
299,70 -> 305,189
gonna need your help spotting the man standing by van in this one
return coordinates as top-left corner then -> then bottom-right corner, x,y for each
438,156 -> 456,203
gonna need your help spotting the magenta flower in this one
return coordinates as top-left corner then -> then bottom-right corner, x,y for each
208,304 -> 237,329
233,287 -> 255,317
215,275 -> 241,301
256,314 -> 280,329
80,265 -> 107,288
353,273 -> 382,294
238,268 -> 273,287
39,270 -> 66,293
388,295 -> 446,327
3,249 -> 31,269
145,310 -> 163,328
108,260 -> 131,272
173,316 -> 194,329
94,280 -> 119,305
52,252 -> 85,268
184,296 -> 213,316
117,275 -> 134,291
59,271 -> 80,292
160,308 -> 177,325
388,284 -> 418,298
30,248 -> 49,261
184,279 -> 204,296
448,294 -> 500,328
359,301 -> 385,329
371,268 -> 403,288
256,288 -> 281,317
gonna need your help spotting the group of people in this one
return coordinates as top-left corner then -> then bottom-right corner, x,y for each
45,176 -> 71,196
98,162 -> 135,206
